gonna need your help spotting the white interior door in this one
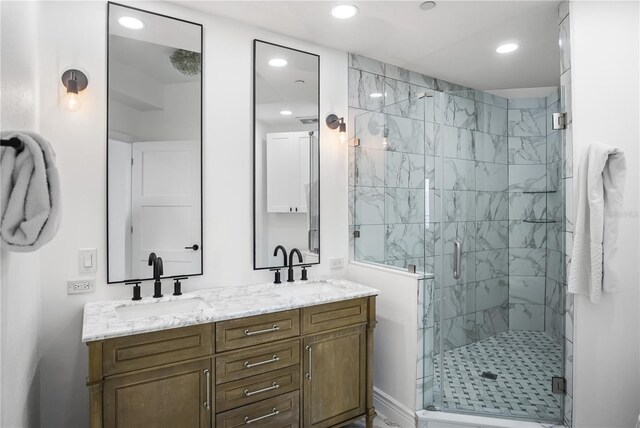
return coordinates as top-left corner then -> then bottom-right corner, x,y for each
131,140 -> 201,279
297,132 -> 310,213
267,133 -> 298,213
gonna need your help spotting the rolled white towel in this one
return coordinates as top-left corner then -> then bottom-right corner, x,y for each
0,131 -> 61,251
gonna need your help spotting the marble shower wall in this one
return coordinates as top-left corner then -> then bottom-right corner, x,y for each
507,96 -> 551,332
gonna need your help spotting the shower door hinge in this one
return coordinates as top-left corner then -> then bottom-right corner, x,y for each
353,230 -> 360,238
551,112 -> 567,130
552,376 -> 566,394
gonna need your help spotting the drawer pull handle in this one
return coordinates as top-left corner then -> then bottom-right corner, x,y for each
244,355 -> 280,369
305,345 -> 312,380
244,324 -> 280,336
203,369 -> 211,411
244,408 -> 280,424
244,381 -> 280,397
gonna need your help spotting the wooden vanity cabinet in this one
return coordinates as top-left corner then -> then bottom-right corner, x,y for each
87,296 -> 376,428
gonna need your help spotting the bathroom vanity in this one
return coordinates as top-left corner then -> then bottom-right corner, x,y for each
83,280 -> 378,428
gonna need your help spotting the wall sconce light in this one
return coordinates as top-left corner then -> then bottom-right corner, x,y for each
61,69 -> 88,112
326,113 -> 347,144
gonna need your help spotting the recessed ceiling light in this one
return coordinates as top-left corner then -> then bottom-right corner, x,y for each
419,1 -> 437,11
280,110 -> 293,116
331,4 -> 359,19
268,58 -> 288,67
119,16 -> 144,30
496,43 -> 519,54
370,92 -> 383,98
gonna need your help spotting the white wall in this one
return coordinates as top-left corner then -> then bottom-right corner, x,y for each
19,1 -> 348,426
0,1 -> 42,427
348,262 -> 419,427
570,2 -> 640,427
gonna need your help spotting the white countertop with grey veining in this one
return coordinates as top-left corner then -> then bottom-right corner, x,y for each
82,278 -> 379,342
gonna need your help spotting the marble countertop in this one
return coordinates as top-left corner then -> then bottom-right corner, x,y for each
82,278 -> 379,342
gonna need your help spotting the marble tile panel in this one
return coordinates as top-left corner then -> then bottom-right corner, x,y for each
426,189 -> 441,223
443,190 -> 475,222
354,225 -> 385,263
354,110 -> 385,149
560,15 -> 571,74
425,155 -> 441,190
547,131 -> 562,163
475,249 -> 508,281
476,161 -> 508,192
443,125 -> 474,161
547,161 -> 561,192
508,108 -> 546,137
442,94 -> 477,130
509,303 -> 545,331
509,248 -> 546,276
476,102 -> 507,136
509,220 -> 547,248
424,222 -> 441,257
547,221 -> 563,251
385,114 -> 425,154
476,191 -> 509,221
476,303 -> 509,339
435,314 -> 476,351
546,186 -> 564,222
425,122 -> 439,156
435,283 -> 476,319
442,221 -> 475,254
476,221 -> 509,250
545,306 -> 564,344
474,91 -> 508,109
348,54 -> 385,75
354,147 -> 385,187
354,187 -> 385,225
509,192 -> 547,221
508,136 -> 546,164
385,223 -> 425,261
546,279 -> 565,314
476,278 -> 509,311
385,151 -> 425,188
385,188 -> 425,224
510,276 -> 545,305
349,68 -> 385,110
444,158 -> 475,190
474,132 -> 507,164
508,164 -> 547,192
508,97 -> 547,109
384,79 -> 425,120
420,278 -> 435,328
547,249 -> 565,283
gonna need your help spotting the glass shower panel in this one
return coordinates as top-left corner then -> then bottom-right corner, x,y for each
429,90 -> 566,423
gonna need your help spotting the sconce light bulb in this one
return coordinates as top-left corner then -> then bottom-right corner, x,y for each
64,91 -> 81,112
339,131 -> 347,145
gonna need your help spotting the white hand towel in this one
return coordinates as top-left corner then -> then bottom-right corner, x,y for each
568,142 -> 626,303
0,131 -> 61,252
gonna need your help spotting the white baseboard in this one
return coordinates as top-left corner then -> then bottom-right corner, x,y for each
373,387 -> 416,428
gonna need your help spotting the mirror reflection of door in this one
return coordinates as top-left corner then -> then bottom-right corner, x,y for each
107,3 -> 203,283
253,40 -> 320,270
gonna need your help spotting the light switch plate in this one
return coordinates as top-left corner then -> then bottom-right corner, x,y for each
78,248 -> 97,273
330,257 -> 345,269
67,279 -> 95,294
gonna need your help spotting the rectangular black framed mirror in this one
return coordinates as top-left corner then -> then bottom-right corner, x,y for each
253,40 -> 320,270
107,2 -> 203,284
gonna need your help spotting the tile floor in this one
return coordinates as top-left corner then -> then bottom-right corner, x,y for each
434,330 -> 563,422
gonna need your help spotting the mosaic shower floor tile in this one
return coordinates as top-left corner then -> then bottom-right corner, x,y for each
434,330 -> 563,422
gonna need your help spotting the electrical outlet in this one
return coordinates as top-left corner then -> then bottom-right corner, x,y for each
330,257 -> 345,269
67,279 -> 95,295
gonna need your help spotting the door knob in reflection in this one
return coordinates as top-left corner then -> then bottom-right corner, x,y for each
185,244 -> 199,251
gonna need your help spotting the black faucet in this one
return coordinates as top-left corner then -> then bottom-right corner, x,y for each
273,245 -> 288,284
287,248 -> 303,282
148,252 -> 164,298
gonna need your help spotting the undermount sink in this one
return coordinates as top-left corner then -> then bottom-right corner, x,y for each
274,282 -> 342,298
115,297 -> 211,321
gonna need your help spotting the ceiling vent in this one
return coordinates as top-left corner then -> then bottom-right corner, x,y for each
298,116 -> 318,125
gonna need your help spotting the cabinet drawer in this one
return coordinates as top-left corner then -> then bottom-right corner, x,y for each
216,365 -> 299,412
302,298 -> 368,335
103,324 -> 212,376
216,309 -> 300,352
216,339 -> 300,384
216,390 -> 300,428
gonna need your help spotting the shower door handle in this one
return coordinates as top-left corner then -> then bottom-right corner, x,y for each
453,241 -> 462,280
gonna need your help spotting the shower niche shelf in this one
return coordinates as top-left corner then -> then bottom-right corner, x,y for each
523,219 -> 561,224
522,190 -> 558,194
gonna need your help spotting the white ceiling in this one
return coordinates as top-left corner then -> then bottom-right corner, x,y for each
176,0 -> 560,91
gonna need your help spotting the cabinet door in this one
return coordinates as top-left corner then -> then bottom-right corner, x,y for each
104,358 -> 212,428
303,325 -> 366,428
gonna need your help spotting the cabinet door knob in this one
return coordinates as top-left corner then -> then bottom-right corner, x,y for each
185,244 -> 199,251
290,207 -> 292,212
